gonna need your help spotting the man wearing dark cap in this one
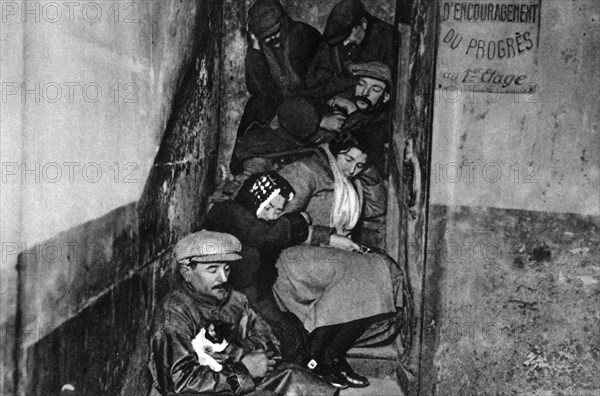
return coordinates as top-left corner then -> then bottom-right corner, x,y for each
328,61 -> 393,175
306,0 -> 397,101
232,0 -> 322,176
148,230 -> 337,396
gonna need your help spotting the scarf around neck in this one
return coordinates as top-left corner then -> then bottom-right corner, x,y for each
321,143 -> 362,236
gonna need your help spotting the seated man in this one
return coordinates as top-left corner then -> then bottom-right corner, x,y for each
231,0 -> 322,175
148,230 -> 337,396
306,0 -> 397,100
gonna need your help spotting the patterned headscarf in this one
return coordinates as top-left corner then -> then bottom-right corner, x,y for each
235,171 -> 295,217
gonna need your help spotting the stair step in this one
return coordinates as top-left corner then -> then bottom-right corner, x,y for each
346,344 -> 398,378
340,377 -> 404,396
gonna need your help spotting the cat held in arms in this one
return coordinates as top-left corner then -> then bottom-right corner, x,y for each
192,322 -> 231,372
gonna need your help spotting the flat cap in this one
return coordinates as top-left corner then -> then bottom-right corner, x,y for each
174,230 -> 242,263
323,0 -> 366,45
349,61 -> 392,87
248,0 -> 284,39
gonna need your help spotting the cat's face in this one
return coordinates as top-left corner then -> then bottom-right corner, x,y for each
204,322 -> 231,344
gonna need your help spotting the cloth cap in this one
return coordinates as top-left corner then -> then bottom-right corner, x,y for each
235,171 -> 295,216
277,97 -> 321,140
174,230 -> 242,263
248,0 -> 285,39
324,0 -> 366,45
348,61 -> 392,87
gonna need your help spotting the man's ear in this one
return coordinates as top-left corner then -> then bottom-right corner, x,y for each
383,92 -> 391,104
360,17 -> 368,30
179,265 -> 192,283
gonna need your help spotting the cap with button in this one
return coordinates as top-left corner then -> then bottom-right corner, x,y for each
348,61 -> 392,87
173,230 -> 242,263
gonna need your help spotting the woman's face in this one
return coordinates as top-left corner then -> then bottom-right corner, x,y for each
257,194 -> 287,221
336,147 -> 367,179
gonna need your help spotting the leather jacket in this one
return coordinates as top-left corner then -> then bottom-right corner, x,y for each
148,280 -> 281,395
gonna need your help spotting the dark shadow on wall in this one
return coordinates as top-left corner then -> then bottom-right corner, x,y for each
14,1 -> 224,395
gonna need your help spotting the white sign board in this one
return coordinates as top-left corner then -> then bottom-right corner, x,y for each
437,1 -> 541,93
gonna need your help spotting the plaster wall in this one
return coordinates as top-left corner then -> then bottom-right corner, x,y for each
422,0 -> 600,393
1,1 -> 223,394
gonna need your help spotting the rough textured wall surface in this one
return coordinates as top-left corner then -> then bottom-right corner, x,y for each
14,1 -> 223,394
385,0 -> 439,393
1,1 -> 212,393
423,0 -> 600,394
426,206 -> 599,395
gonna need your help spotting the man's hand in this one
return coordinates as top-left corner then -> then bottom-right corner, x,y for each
328,96 -> 358,115
241,350 -> 276,379
320,113 -> 347,133
329,234 -> 360,251
249,31 -> 261,50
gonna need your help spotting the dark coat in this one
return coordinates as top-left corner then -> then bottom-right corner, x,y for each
231,18 -> 322,174
203,201 -> 311,365
204,201 -> 308,296
305,15 -> 396,100
239,18 -> 322,134
149,281 -> 336,395
148,281 -> 277,395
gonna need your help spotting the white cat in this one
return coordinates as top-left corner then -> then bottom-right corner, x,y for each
192,323 -> 229,372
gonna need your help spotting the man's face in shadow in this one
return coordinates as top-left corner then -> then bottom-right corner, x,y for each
353,76 -> 389,111
263,30 -> 282,49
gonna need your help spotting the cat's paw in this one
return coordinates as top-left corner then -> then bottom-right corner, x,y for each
208,362 -> 223,372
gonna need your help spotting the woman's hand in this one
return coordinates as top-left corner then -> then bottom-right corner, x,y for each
329,234 -> 360,251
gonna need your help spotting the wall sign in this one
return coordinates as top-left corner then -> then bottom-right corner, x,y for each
437,1 -> 541,93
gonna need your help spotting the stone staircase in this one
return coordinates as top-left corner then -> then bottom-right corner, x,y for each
344,344 -> 404,396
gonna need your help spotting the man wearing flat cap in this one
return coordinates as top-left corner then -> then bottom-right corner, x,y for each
232,62 -> 393,178
306,0 -> 397,101
232,0 -> 322,175
148,230 -> 337,395
328,61 -> 393,175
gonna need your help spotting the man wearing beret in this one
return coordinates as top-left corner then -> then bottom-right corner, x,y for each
232,0 -> 322,175
148,230 -> 337,396
306,0 -> 397,101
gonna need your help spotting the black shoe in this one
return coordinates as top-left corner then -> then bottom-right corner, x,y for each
331,358 -> 370,388
306,358 -> 349,389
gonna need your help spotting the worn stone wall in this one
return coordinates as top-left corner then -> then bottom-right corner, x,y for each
1,1 -> 216,394
422,0 -> 600,394
12,1 -> 224,395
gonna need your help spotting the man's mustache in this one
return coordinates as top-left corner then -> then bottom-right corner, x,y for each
353,95 -> 374,109
213,283 -> 228,290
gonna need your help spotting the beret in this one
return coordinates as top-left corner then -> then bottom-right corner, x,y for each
174,230 -> 242,262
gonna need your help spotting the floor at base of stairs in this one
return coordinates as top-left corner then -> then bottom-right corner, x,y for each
340,377 -> 403,396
